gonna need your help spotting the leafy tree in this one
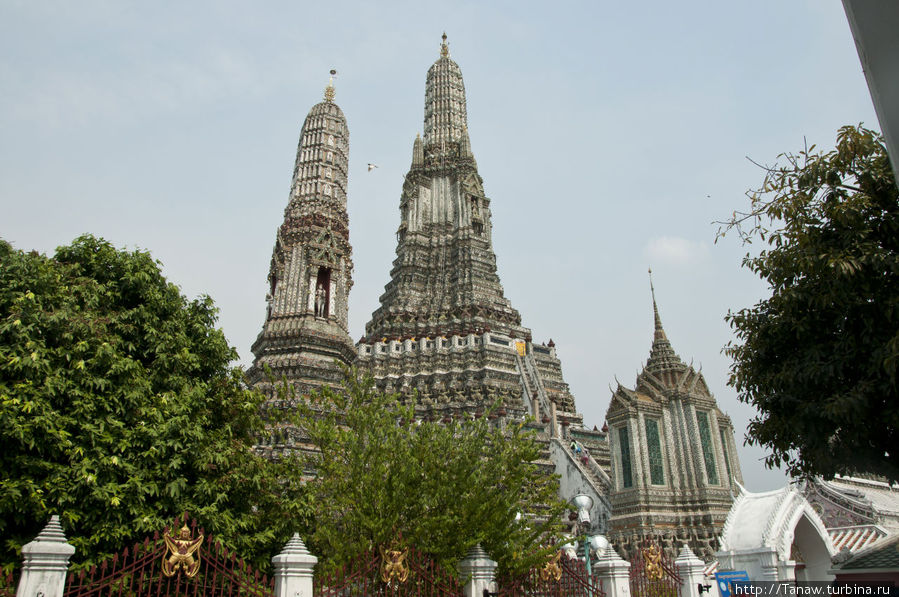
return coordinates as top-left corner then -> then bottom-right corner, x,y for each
720,125 -> 899,482
291,371 -> 567,575
0,235 -> 311,573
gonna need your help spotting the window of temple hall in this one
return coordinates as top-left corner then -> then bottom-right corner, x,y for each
327,151 -> 333,162
720,429 -> 733,483
696,411 -> 719,485
328,135 -> 335,146
313,267 -> 331,318
325,167 -> 332,179
324,184 -> 331,196
645,418 -> 665,485
618,426 -> 633,489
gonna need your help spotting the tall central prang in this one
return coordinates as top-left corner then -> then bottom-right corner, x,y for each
362,34 -> 526,344
355,35 -> 579,420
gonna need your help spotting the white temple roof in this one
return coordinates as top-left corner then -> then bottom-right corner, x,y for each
719,483 -> 835,561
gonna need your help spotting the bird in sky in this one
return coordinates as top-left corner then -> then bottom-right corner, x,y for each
367,163 -> 378,172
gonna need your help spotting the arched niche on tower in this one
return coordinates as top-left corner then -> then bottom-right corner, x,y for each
313,266 -> 331,318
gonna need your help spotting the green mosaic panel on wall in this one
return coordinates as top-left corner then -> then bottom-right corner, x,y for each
696,410 -> 718,485
645,418 -> 665,485
618,426 -> 633,489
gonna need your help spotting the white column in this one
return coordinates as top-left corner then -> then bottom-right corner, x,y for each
627,418 -> 644,489
16,515 -> 75,597
661,409 -> 680,490
458,544 -> 497,597
593,546 -> 631,597
685,403 -> 707,486
636,412 -> 649,488
708,411 -> 729,487
672,400 -> 696,489
272,534 -> 318,597
675,545 -> 706,597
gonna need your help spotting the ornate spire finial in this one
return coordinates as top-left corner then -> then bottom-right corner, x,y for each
642,269 -> 685,374
440,32 -> 449,57
649,267 -> 662,334
324,69 -> 337,102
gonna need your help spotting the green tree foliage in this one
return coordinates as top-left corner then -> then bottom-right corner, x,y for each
720,125 -> 899,482
293,372 -> 567,575
0,236 -> 311,573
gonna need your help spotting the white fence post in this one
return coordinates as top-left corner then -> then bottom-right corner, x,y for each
16,515 -> 75,597
593,546 -> 631,597
675,545 -> 707,597
458,544 -> 497,597
272,533 -> 318,597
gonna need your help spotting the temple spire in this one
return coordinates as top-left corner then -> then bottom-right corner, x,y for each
644,268 -> 685,374
362,36 -> 527,344
248,76 -> 355,397
649,268 -> 666,343
423,33 -> 467,148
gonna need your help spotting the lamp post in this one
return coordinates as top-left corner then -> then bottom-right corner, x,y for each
589,534 -> 609,558
571,494 -> 594,582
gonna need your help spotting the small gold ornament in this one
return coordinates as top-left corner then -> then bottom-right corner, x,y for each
324,69 -> 337,102
540,552 -> 563,582
379,544 -> 410,585
643,544 -> 664,581
162,524 -> 204,578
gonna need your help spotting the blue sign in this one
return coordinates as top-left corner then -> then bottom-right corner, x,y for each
714,571 -> 750,597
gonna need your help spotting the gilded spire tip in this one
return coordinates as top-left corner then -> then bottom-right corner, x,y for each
324,69 -> 337,102
440,32 -> 449,58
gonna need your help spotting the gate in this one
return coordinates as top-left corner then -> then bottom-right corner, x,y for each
315,544 -> 463,596
628,543 -> 681,597
498,552 -> 605,597
63,514 -> 273,597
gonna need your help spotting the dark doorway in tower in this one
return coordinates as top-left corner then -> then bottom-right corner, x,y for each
314,267 -> 331,318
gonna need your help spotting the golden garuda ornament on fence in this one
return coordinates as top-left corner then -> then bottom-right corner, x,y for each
540,551 -> 563,582
379,544 -> 410,585
642,544 -> 664,581
162,524 -> 204,578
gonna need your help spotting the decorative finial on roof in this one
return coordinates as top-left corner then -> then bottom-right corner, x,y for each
649,267 -> 664,339
440,32 -> 449,58
643,268 -> 686,375
324,69 -> 337,102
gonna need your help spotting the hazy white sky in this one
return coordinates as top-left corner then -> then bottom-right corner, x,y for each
1,1 -> 878,491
